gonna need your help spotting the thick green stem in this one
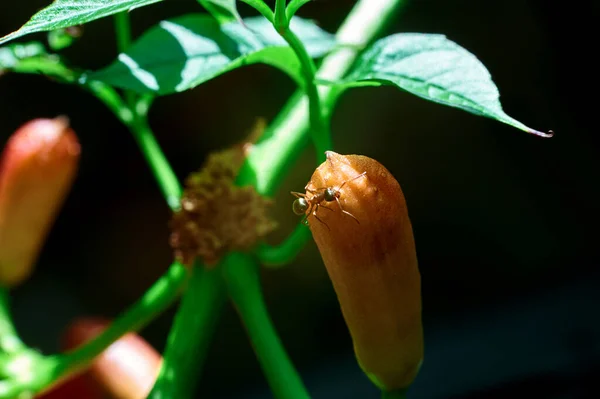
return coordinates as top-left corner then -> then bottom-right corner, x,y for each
274,0 -> 288,32
223,253 -> 309,399
114,12 -> 132,53
148,263 -> 226,399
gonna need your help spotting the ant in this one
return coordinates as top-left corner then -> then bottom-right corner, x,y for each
291,172 -> 367,230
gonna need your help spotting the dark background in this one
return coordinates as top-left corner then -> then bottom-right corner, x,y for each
1,0 -> 599,398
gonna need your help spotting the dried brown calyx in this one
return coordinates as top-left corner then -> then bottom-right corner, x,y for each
169,145 -> 276,267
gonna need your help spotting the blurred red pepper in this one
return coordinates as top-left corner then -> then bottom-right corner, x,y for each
39,318 -> 162,399
0,117 -> 80,286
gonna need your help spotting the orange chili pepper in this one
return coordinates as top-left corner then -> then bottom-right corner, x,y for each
302,151 -> 423,391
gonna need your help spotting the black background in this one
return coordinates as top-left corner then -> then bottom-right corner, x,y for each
1,0 -> 599,398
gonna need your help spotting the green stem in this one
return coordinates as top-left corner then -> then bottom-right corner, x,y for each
129,116 -> 182,210
240,0 -> 274,23
255,223 -> 311,267
272,0 -> 330,162
274,0 -> 288,32
58,262 -> 188,372
223,253 -> 309,399
286,0 -> 311,20
279,27 -> 331,162
85,81 -> 181,209
148,262 -> 226,399
0,262 -> 189,398
114,12 -> 132,53
381,389 -> 408,399
0,289 -> 24,354
239,0 -> 410,195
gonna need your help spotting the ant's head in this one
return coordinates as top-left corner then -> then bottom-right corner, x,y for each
324,187 -> 339,202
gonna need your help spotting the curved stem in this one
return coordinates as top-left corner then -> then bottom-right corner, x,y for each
241,0 -> 274,23
240,0 -> 410,195
255,223 -> 311,267
279,27 -> 331,162
286,0 -> 311,20
223,253 -> 309,399
57,262 -> 188,373
148,262 -> 226,399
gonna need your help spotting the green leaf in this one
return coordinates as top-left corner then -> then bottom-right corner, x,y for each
83,14 -> 336,95
0,42 -> 47,69
346,33 -> 552,137
198,0 -> 242,24
0,0 -> 163,46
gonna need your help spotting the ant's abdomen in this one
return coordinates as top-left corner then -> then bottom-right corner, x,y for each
306,151 -> 423,391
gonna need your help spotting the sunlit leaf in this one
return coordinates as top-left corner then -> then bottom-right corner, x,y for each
345,33 -> 552,137
84,15 -> 336,95
0,0 -> 163,46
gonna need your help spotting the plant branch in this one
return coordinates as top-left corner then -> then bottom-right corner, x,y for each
148,262 -> 226,398
286,0 -> 311,20
223,252 -> 309,399
239,0 -> 410,195
57,262 -> 188,372
255,223 -> 311,267
240,0 -> 274,23
114,12 -> 132,53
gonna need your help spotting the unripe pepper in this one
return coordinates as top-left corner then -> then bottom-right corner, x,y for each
301,151 -> 423,391
0,117 -> 80,286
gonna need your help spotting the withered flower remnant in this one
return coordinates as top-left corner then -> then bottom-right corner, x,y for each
169,147 -> 276,267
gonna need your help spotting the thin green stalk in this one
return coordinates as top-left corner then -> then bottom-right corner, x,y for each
223,252 -> 309,399
129,116 -> 182,210
272,0 -> 331,162
114,11 -> 137,106
86,81 -> 181,209
114,12 -> 132,53
57,262 -> 188,371
0,289 -> 24,354
240,0 -> 274,23
240,0 -> 410,195
148,262 -> 226,399
381,390 -> 408,399
255,223 -> 311,267
280,27 -> 331,162
286,0 -> 311,20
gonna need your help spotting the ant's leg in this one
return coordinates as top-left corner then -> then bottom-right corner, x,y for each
291,191 -> 307,199
319,204 -> 334,212
338,171 -> 367,191
312,204 -> 330,231
335,197 -> 360,224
